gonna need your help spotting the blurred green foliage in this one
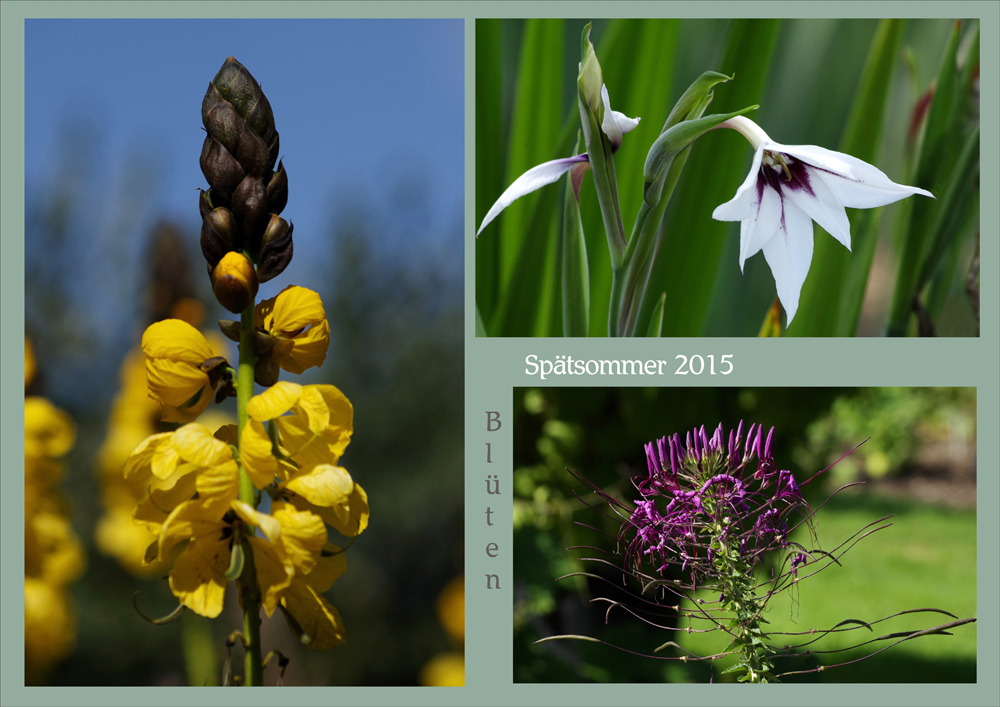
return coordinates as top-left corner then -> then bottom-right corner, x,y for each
795,387 -> 976,485
512,387 -> 976,682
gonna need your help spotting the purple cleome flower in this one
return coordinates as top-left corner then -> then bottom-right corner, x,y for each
623,421 -> 807,585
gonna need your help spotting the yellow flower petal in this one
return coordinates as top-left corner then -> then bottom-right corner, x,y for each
134,470 -> 198,527
420,653 -> 464,687
280,581 -> 345,650
437,576 -> 465,644
283,465 -> 354,508
173,423 -> 231,468
270,501 -> 326,574
232,500 -> 281,542
302,543 -> 347,594
247,381 -> 302,421
240,420 -> 279,489
248,537 -> 293,617
296,386 -> 329,435
314,385 -> 353,437
256,286 -> 330,374
169,534 -> 230,618
269,285 -> 326,335
142,320 -> 225,421
95,507 -> 162,576
30,511 -> 86,585
123,433 -> 172,485
25,578 -> 76,677
150,439 -> 182,480
145,358 -> 210,407
283,319 -> 330,374
24,397 -> 76,459
25,338 -> 36,387
330,483 -> 370,538
272,384 -> 353,466
158,500 -> 224,559
194,460 -> 240,517
142,320 -> 216,362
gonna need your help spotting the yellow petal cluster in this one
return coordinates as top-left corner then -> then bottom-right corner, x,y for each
142,319 -> 228,422
248,382 -> 369,537
24,339 -> 85,683
119,283 -> 361,653
255,286 -> 330,374
96,332 -> 233,576
121,389 -> 358,629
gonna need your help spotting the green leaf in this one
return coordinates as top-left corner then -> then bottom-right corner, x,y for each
475,305 -> 488,337
488,19 -> 568,336
789,19 -> 905,336
643,105 -> 758,206
645,292 -> 665,337
886,20 -> 962,335
639,19 -> 781,336
561,135 -> 590,337
475,20 -> 504,327
918,125 -> 979,289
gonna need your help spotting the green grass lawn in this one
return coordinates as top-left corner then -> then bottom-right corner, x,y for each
675,493 -> 977,682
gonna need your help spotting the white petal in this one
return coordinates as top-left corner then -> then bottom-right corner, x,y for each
781,167 -> 852,251
775,143 -> 933,209
476,155 -> 590,237
761,199 -> 815,326
740,182 -> 781,271
713,145 -> 766,223
601,84 -> 640,151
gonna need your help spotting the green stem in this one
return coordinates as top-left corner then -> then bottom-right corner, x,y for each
236,302 -> 263,686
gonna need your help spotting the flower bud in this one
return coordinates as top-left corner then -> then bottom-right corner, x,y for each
231,170 -> 268,255
577,23 -> 603,114
256,216 -> 294,283
266,160 -> 288,215
211,251 -> 259,314
200,200 -> 237,269
199,136 -> 246,203
201,58 -> 280,200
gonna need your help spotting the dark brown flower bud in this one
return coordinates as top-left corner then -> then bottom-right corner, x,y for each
200,205 -> 237,269
203,58 -> 279,181
211,252 -> 259,314
231,170 -> 268,255
199,136 -> 245,203
256,217 -> 294,283
266,160 -> 288,215
202,83 -> 244,157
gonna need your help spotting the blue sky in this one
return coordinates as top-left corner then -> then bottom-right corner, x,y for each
25,19 -> 464,407
25,18 -> 464,290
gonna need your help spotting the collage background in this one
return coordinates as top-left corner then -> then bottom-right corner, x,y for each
2,1 -> 997,705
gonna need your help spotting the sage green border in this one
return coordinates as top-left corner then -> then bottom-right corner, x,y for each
3,2 -> 997,706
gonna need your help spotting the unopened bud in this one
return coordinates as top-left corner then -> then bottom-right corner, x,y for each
256,216 -> 294,283
266,160 -> 288,215
231,171 -> 268,255
578,23 -> 603,114
211,252 -> 259,313
200,203 -> 237,268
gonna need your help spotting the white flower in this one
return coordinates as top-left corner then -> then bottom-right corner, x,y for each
476,85 -> 638,237
712,116 -> 933,325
